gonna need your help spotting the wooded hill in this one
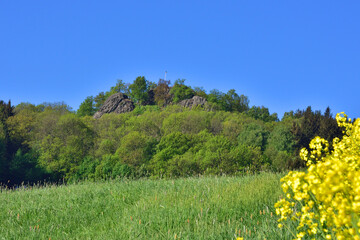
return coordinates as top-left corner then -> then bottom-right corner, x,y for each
0,77 -> 343,185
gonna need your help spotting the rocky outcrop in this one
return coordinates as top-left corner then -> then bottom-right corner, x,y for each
93,93 -> 135,119
179,96 -> 207,109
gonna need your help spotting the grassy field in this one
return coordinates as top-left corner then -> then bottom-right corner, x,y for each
0,172 -> 293,240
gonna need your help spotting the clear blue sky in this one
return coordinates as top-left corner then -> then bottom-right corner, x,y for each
1,1 -> 359,118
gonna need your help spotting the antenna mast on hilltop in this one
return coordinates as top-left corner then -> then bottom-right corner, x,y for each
164,71 -> 167,81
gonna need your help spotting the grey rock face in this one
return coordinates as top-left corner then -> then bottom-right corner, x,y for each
179,96 -> 207,109
93,93 -> 135,119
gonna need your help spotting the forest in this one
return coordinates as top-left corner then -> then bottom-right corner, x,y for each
0,76 -> 343,186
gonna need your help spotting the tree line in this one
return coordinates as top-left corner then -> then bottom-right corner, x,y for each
0,77 -> 343,186
77,77 -> 252,117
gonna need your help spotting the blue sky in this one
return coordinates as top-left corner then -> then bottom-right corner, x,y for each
1,1 -> 359,118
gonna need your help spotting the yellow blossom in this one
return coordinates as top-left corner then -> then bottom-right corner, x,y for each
275,113 -> 360,240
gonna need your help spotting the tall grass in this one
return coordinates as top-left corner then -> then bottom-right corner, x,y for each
0,172 -> 291,239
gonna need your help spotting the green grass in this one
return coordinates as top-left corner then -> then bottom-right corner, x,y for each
0,172 -> 293,240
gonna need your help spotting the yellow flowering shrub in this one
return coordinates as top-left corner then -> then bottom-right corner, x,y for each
275,112 -> 360,240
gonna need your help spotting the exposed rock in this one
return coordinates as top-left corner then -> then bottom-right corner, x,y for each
179,96 -> 207,109
93,93 -> 135,119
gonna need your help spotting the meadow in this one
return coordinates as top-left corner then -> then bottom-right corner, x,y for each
0,172 -> 294,240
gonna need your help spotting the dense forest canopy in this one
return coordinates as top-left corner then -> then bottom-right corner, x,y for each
0,77 -> 343,186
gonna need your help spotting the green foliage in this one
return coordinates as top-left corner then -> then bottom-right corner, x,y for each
94,154 -> 134,179
0,82 -> 345,185
207,89 -> 249,113
126,110 -> 162,139
0,122 -> 6,183
221,112 -> 250,141
207,89 -> 224,106
230,144 -> 264,172
265,147 -> 295,171
264,122 -> 296,171
166,151 -> 199,177
77,96 -> 96,117
161,110 -> 212,136
36,102 -> 72,113
169,79 -> 195,103
237,122 -> 269,151
129,76 -> 150,105
222,89 -> 249,112
196,135 -> 233,174
9,149 -> 46,184
73,156 -> 99,180
115,131 -> 153,167
266,125 -> 295,153
94,92 -> 106,110
150,132 -> 192,176
193,86 -> 207,98
131,105 -> 160,116
38,114 -> 94,179
0,100 -> 15,183
94,154 -> 119,179
108,79 -> 129,95
0,100 -> 14,123
247,106 -> 278,122
8,103 -> 38,149
291,106 -> 342,154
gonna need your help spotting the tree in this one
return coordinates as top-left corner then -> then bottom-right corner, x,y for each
0,100 -> 14,183
115,131 -> 155,167
154,79 -> 171,107
197,135 -> 231,172
0,100 -> 14,123
9,149 -> 46,184
223,89 -> 249,112
318,107 -> 342,146
265,124 -> 296,171
193,87 -> 207,99
207,89 -> 249,112
0,122 -> 7,183
37,113 -> 95,180
290,106 -> 343,168
237,122 -> 269,151
94,92 -> 106,110
207,89 -> 224,105
292,106 -> 321,152
169,79 -> 195,103
6,106 -> 37,151
129,76 -> 149,105
77,96 -> 96,117
37,102 -> 72,114
108,79 -> 129,95
247,106 -> 278,122
149,132 -> 192,175
267,125 -> 295,153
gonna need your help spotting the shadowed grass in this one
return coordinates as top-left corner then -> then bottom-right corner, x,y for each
0,172 -> 293,239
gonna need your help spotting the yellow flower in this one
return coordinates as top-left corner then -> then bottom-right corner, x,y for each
275,113 -> 360,239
